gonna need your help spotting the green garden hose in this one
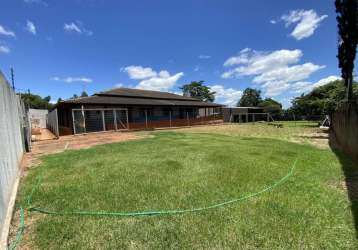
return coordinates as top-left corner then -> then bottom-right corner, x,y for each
8,159 -> 297,249
8,207 -> 24,250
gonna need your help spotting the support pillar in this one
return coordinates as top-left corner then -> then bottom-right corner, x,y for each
101,110 -> 106,131
145,110 -> 148,129
81,105 -> 86,133
113,110 -> 117,130
169,110 -> 172,127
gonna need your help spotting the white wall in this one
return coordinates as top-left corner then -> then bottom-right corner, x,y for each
0,72 -> 25,237
29,108 -> 48,128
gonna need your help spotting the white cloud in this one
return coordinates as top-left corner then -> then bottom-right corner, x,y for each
280,96 -> 295,109
26,20 -> 36,35
199,55 -> 211,59
223,48 -> 252,67
313,75 -> 341,87
64,22 -> 93,36
0,45 -> 10,54
64,23 -> 81,33
123,66 -> 157,79
291,75 -> 341,94
194,65 -> 200,72
222,48 -> 324,96
114,83 -> 123,88
171,91 -> 183,96
223,49 -> 302,75
210,85 -> 243,107
0,25 -> 15,37
270,20 -> 277,24
51,76 -> 93,83
263,81 -> 290,97
281,9 -> 328,40
122,65 -> 184,91
136,72 -> 184,92
252,63 -> 325,84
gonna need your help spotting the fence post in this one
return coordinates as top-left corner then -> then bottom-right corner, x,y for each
169,110 -> 172,127
187,112 -> 189,126
145,110 -> 148,129
72,109 -> 77,134
101,110 -> 106,131
126,109 -> 129,130
55,109 -> 59,137
113,109 -> 117,130
81,105 -> 86,133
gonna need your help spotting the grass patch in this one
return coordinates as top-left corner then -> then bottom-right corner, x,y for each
17,131 -> 357,249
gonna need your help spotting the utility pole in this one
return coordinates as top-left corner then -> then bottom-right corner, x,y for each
10,67 -> 15,90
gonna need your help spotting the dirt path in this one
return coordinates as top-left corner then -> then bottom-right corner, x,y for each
22,131 -> 141,172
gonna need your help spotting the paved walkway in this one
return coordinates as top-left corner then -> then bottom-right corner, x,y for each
31,128 -> 57,141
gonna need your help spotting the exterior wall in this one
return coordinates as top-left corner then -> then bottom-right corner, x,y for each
0,72 -> 26,242
331,102 -> 358,161
223,108 -> 248,122
223,107 -> 266,123
47,109 -> 59,137
28,108 -> 48,128
57,106 -> 74,135
57,104 -> 222,135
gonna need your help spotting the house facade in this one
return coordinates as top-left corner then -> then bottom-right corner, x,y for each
51,88 -> 223,136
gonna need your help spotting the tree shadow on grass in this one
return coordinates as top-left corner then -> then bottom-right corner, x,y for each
329,133 -> 358,238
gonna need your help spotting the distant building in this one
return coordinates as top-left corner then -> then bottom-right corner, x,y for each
222,107 -> 269,123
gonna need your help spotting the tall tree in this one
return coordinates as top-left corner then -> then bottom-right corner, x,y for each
80,91 -> 88,97
237,88 -> 262,107
290,80 -> 358,118
21,93 -> 53,110
181,81 -> 216,102
335,0 -> 358,101
258,98 -> 283,118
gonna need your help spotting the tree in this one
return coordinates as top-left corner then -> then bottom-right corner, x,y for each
57,98 -> 63,103
20,93 -> 53,110
335,0 -> 358,101
237,88 -> 262,107
181,81 -> 215,102
80,91 -> 88,97
258,98 -> 283,118
72,94 -> 78,99
43,96 -> 51,103
290,80 -> 358,118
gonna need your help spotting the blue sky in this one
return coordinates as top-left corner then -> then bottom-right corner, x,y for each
0,0 -> 343,107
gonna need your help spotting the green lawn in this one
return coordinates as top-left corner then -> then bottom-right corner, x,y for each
16,125 -> 357,249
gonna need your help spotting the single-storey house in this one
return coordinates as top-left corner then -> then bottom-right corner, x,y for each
222,107 -> 269,123
51,88 -> 223,136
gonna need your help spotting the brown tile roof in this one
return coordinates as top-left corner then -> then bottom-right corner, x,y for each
58,88 -> 222,107
96,88 -> 200,101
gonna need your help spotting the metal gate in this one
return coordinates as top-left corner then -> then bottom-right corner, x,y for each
72,108 -> 128,134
